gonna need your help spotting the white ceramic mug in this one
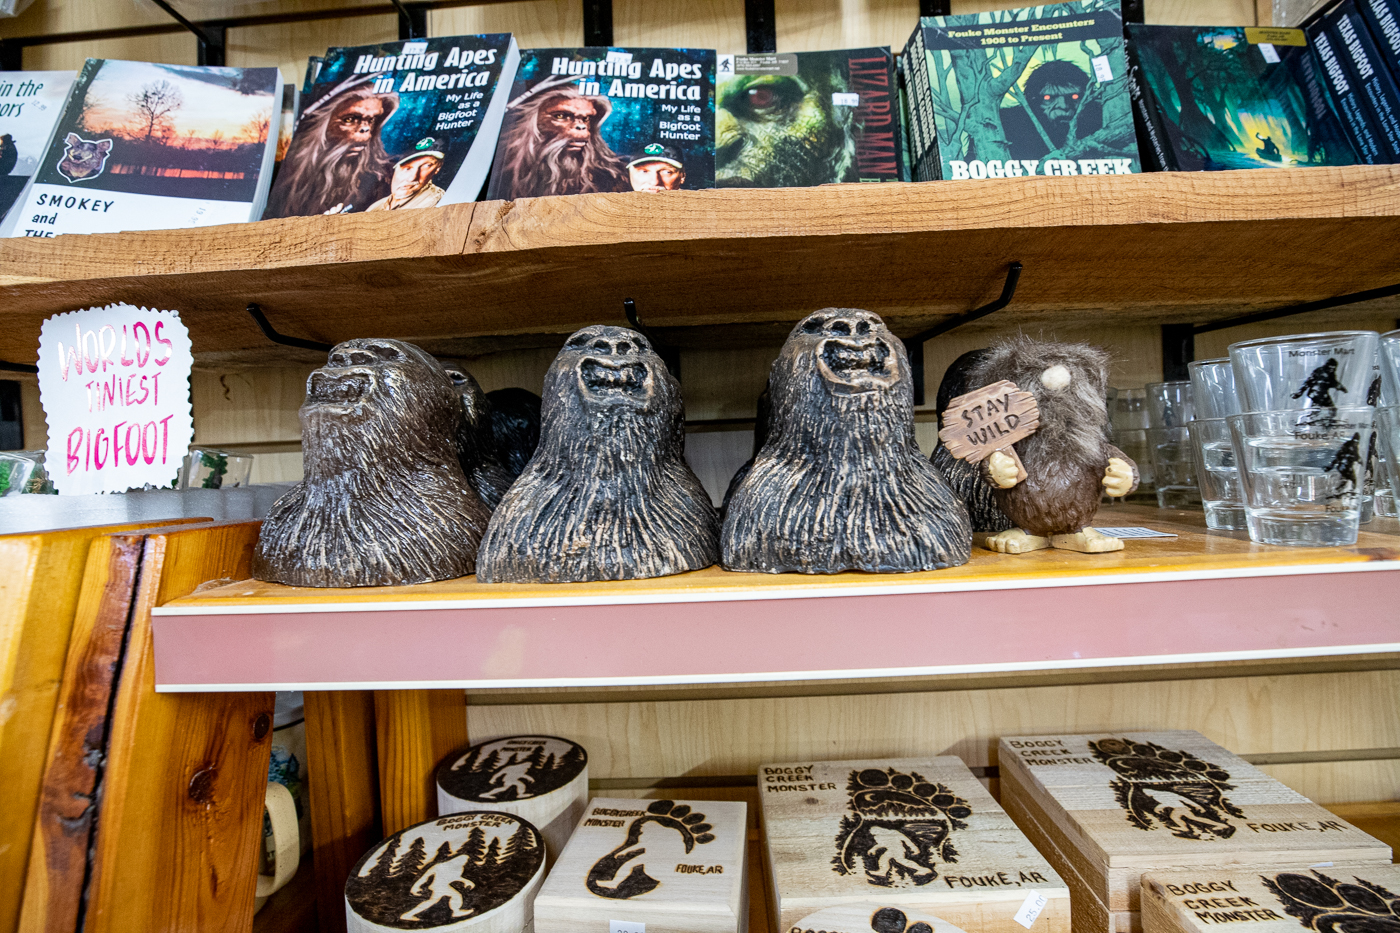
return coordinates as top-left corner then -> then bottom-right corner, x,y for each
255,780 -> 301,912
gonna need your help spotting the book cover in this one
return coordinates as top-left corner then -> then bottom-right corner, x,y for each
1131,25 -> 1360,170
1307,17 -> 1387,161
4,59 -> 280,238
1326,0 -> 1400,159
271,81 -> 298,182
265,34 -> 518,217
1357,0 -> 1400,79
486,47 -> 715,199
0,70 -> 74,224
908,0 -> 1140,181
714,48 -> 904,187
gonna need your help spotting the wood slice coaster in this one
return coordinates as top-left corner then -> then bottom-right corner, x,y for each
1141,863 -> 1400,933
998,730 -> 1392,933
792,904 -> 971,933
759,756 -> 1071,933
345,812 -> 546,933
436,736 -> 588,865
533,797 -> 749,933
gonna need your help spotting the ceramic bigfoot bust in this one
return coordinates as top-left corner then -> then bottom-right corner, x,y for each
968,336 -> 1138,554
253,339 -> 491,587
722,308 -> 971,573
436,359 -> 516,509
475,326 -> 719,583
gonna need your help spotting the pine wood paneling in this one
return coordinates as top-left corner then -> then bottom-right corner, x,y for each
228,16 -> 399,86
432,0 -> 584,49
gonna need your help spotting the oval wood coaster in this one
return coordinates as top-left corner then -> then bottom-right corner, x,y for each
345,812 -> 545,933
794,905 -> 970,933
436,736 -> 588,865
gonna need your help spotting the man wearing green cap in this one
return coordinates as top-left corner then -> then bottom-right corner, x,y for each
366,137 -> 446,210
627,143 -> 686,192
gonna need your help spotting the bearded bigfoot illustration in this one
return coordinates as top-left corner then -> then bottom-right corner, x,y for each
263,81 -> 397,217
253,339 -> 491,587
488,86 -> 631,199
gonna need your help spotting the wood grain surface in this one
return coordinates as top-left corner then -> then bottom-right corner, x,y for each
374,689 -> 469,836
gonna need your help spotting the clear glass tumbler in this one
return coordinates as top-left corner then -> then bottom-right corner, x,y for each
1147,425 -> 1201,509
1188,358 -> 1241,420
1229,331 -> 1379,413
1188,418 -> 1246,530
1375,406 -> 1400,514
1227,408 -> 1373,547
1146,380 -> 1195,428
180,447 -> 254,490
1380,330 -> 1400,407
1109,387 -> 1154,489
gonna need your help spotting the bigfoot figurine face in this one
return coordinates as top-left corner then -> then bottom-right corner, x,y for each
253,338 -> 490,587
722,309 -> 971,574
475,326 -> 719,583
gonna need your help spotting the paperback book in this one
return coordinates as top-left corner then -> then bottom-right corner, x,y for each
902,0 -> 1140,182
264,34 -> 518,217
1357,0 -> 1400,79
1317,0 -> 1400,160
0,70 -> 74,225
715,47 -> 904,187
3,59 -> 281,238
1128,25 -> 1360,170
486,46 -> 715,199
1306,18 -> 1387,161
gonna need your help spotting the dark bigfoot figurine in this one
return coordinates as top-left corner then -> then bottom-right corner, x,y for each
1293,358 -> 1347,408
476,326 -> 719,583
722,309 -> 971,574
930,349 -> 1014,534
1325,432 -> 1364,499
437,359 -> 515,509
253,339 -> 491,587
721,383 -> 770,515
486,387 -> 543,480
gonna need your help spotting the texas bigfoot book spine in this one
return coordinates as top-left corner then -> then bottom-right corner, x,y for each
1307,16 -> 1388,162
906,0 -> 1140,182
1358,0 -> 1400,79
715,48 -> 904,187
1322,1 -> 1400,160
1129,25 -> 1360,171
486,47 -> 715,200
264,34 -> 518,218
5,58 -> 281,238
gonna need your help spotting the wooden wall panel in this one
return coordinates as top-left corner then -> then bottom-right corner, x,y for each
1259,760 -> 1400,806
433,0 -> 584,49
229,16 -> 399,86
23,34 -> 196,71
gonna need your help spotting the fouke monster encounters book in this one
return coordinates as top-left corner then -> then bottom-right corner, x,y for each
901,0 -> 1140,182
3,59 -> 281,237
486,46 -> 716,199
715,48 -> 905,187
264,34 -> 519,218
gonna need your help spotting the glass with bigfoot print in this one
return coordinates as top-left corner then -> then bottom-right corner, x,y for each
1228,331 -> 1379,414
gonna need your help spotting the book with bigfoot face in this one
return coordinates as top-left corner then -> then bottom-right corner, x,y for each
901,0 -> 1141,181
716,48 -> 905,187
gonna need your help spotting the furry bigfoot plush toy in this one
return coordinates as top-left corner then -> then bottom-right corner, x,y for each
968,336 -> 1138,553
931,348 -> 1015,534
475,326 -> 719,583
722,308 -> 971,573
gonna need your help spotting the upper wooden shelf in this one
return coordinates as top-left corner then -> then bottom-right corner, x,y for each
4,165 -> 1400,367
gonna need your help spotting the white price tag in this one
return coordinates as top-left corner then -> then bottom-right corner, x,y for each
1091,54 -> 1114,82
1259,42 -> 1281,63
610,922 -> 645,933
606,50 -> 634,66
402,40 -> 428,54
1310,861 -> 1335,868
1091,526 -> 1178,538
832,92 -> 860,106
1015,891 -> 1049,929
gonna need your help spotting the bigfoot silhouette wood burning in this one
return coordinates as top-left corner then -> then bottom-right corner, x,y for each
253,339 -> 491,588
476,325 -> 719,583
722,308 -> 971,574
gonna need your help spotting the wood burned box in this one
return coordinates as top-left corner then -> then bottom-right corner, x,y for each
759,756 -> 1071,933
532,796 -> 749,933
998,731 -> 1392,933
1141,864 -> 1400,933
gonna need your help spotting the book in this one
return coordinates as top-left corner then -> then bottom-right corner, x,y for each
486,46 -> 716,199
902,0 -> 1140,182
0,70 -> 74,227
270,82 -> 298,183
264,35 -> 518,217
3,59 -> 281,238
1129,25 -> 1361,170
1307,17 -> 1388,161
1322,0 -> 1400,159
714,48 -> 904,187
1358,0 -> 1400,80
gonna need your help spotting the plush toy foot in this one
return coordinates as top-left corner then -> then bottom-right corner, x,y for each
1050,528 -> 1124,553
983,528 -> 1051,554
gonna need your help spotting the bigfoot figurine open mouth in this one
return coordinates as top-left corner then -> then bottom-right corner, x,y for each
476,326 -> 719,583
811,314 -> 898,393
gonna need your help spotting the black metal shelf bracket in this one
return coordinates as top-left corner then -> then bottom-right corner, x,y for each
583,0 -> 613,47
148,0 -> 226,65
389,0 -> 428,40
1123,0 -> 1145,24
746,0 -> 776,53
0,359 -> 38,374
919,0 -> 951,16
247,303 -> 333,354
1193,281 -> 1400,335
908,261 -> 1023,405
622,298 -> 680,378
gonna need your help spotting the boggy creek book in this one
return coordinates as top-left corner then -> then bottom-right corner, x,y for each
486,46 -> 716,199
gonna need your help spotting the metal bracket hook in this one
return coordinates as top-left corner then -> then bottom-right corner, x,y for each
247,304 -> 333,354
622,298 -> 681,378
909,261 -> 1023,405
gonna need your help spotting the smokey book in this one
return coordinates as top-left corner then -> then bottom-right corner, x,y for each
715,47 -> 904,187
3,59 -> 281,238
902,0 -> 1140,182
486,46 -> 716,199
1128,25 -> 1359,170
264,34 -> 518,218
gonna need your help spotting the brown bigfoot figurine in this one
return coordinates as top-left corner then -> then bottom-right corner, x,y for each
969,337 -> 1137,554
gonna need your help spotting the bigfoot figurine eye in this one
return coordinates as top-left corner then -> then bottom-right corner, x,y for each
1040,364 -> 1072,391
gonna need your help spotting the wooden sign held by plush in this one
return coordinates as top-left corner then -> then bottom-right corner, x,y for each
938,380 -> 1040,484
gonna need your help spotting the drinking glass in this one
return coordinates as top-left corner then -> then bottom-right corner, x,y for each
1147,425 -> 1201,509
1379,330 -> 1400,407
1188,358 -> 1241,420
0,451 -> 40,496
1227,407 -> 1373,546
1108,387 -> 1153,489
1146,380 -> 1194,428
180,447 -> 254,490
1375,406 -> 1400,515
1229,331 -> 1379,413
1188,418 -> 1245,530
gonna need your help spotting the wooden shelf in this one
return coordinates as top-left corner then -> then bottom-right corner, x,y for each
150,506 -> 1400,693
4,166 -> 1400,367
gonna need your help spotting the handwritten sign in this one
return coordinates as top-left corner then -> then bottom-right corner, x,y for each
938,379 -> 1040,483
38,305 -> 194,495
